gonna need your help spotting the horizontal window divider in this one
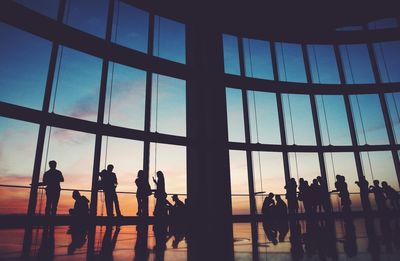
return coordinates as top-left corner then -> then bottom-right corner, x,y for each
228,141 -> 400,153
0,1 -> 188,80
0,101 -> 187,146
225,74 -> 400,95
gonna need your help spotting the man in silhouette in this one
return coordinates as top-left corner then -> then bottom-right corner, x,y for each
69,190 -> 89,218
369,180 -> 388,213
99,164 -> 122,217
355,175 -> 371,212
39,160 -> 64,216
381,181 -> 400,211
169,194 -> 185,219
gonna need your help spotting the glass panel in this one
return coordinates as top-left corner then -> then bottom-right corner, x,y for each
226,88 -> 245,143
0,23 -> 52,109
222,34 -> 240,75
288,152 -> 320,183
350,94 -> 388,145
385,93 -> 400,144
373,41 -> 400,83
316,95 -> 351,145
307,44 -> 340,84
14,0 -> 60,19
275,42 -> 307,83
368,18 -> 398,30
336,25 -> 363,31
153,16 -> 186,64
36,127 -> 95,215
104,62 -> 146,130
111,0 -> 148,53
252,152 -> 285,214
64,0 -> 109,38
282,94 -> 316,145
0,117 -> 39,214
339,44 -> 375,84
100,136 -> 143,216
151,74 -> 186,136
243,38 -> 273,80
361,151 -> 399,190
229,150 -> 250,215
248,91 -> 280,144
50,46 -> 102,122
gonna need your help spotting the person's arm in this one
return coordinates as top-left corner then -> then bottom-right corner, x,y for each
60,171 -> 64,182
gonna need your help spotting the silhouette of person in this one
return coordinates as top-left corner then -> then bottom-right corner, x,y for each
153,171 -> 167,217
99,164 -> 122,217
342,217 -> 357,257
169,194 -> 185,219
381,181 -> 400,211
334,175 -> 351,213
135,170 -> 152,217
317,176 -> 331,213
275,195 -> 288,219
39,160 -> 64,216
37,225 -> 55,260
285,178 -> 299,214
299,179 -> 312,215
153,222 -> 170,261
289,219 -> 304,261
310,179 -> 322,213
99,225 -> 120,260
67,224 -> 87,255
355,175 -> 371,212
69,190 -> 89,219
369,180 -> 388,213
261,193 -> 275,219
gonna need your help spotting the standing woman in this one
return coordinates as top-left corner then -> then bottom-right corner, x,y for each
135,170 -> 152,216
153,171 -> 167,217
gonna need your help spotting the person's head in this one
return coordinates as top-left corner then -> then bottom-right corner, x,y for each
107,164 -> 114,172
137,170 -> 144,178
317,176 -> 322,181
312,179 -> 318,185
156,171 -> 164,179
382,181 -> 388,187
172,194 -> 179,201
49,160 -> 57,170
72,190 -> 81,200
373,180 -> 380,186
336,174 -> 340,180
299,178 -> 304,182
268,192 -> 274,198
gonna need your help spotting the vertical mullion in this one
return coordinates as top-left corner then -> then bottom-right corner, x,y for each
238,37 -> 257,217
302,44 -> 331,211
89,0 -> 115,217
366,42 -> 400,187
142,13 -> 155,216
27,0 -> 67,217
270,42 -> 291,185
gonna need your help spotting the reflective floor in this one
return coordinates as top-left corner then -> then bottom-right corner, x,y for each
0,217 -> 400,260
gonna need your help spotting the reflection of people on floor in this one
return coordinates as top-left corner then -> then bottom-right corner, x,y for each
99,225 -> 120,260
342,217 -> 357,257
355,175 -> 371,212
153,222 -> 170,261
134,223 -> 149,261
135,170 -> 152,217
364,216 -> 380,261
289,219 -> 304,261
303,218 -> 337,260
153,171 -> 168,218
67,224 -> 88,255
99,165 -> 122,217
37,226 -> 55,260
69,190 -> 89,219
39,160 -> 64,216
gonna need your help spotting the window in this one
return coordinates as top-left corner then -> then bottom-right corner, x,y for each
373,41 -> 400,83
151,74 -> 186,136
50,46 -> 102,122
153,16 -> 186,64
0,23 -> 52,110
385,93 -> 400,143
243,38 -> 273,80
275,42 -> 307,83
223,34 -> 240,75
368,18 -> 398,30
104,62 -> 146,130
111,1 -> 149,53
307,44 -> 340,84
248,91 -> 280,144
15,0 -> 60,19
226,88 -> 245,143
339,44 -> 375,84
229,150 -> 250,215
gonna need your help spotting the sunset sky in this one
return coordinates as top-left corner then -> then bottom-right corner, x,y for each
1,0 -> 400,216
